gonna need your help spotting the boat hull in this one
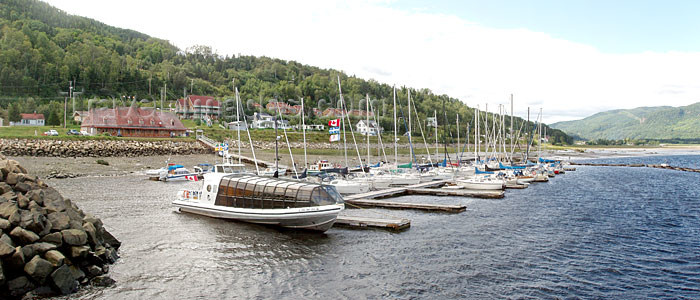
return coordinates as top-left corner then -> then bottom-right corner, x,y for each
456,179 -> 505,190
173,200 -> 344,232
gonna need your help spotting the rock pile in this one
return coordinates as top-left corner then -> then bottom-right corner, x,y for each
0,139 -> 208,157
0,154 -> 120,298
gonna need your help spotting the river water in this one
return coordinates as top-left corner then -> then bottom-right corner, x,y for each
46,155 -> 700,299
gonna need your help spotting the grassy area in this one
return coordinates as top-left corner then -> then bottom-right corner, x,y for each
0,125 -> 193,142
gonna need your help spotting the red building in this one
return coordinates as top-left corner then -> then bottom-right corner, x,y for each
81,106 -> 187,137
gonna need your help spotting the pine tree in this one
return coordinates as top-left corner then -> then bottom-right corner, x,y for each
8,103 -> 21,122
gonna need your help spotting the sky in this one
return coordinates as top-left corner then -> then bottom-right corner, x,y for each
43,0 -> 700,123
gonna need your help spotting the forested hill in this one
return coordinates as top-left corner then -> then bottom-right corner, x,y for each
0,0 -> 572,144
551,102 -> 700,142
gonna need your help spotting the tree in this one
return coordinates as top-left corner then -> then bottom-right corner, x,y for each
46,108 -> 60,126
8,102 -> 21,122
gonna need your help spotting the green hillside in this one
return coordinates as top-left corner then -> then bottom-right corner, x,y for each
551,102 -> 700,141
0,0 -> 572,144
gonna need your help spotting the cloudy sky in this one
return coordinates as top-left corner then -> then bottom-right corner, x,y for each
44,0 -> 700,123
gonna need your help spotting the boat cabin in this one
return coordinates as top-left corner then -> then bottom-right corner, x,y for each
213,174 -> 343,209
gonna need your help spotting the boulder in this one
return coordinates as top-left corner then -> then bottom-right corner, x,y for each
50,264 -> 78,295
21,245 -> 36,261
4,246 -> 25,270
70,245 -> 90,259
102,228 -> 121,249
41,188 -> 65,212
25,189 -> 44,206
44,250 -> 65,267
24,255 -> 55,284
48,212 -> 71,231
90,275 -> 115,287
20,209 -> 50,235
83,222 -> 100,247
0,182 -> 12,194
85,264 -> 103,277
0,239 -> 15,257
29,242 -> 57,254
61,229 -> 87,246
0,218 -> 10,230
0,191 -> 16,202
5,172 -> 19,185
0,233 -> 14,247
39,232 -> 63,247
0,201 -> 18,219
68,264 -> 85,281
10,226 -> 40,245
14,182 -> 32,194
7,276 -> 35,297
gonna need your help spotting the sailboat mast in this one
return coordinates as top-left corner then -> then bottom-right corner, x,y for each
337,76 -> 348,168
434,110 -> 438,157
408,89 -> 413,164
510,94 -> 513,163
235,85 -> 241,164
456,113 -> 459,165
393,86 -> 397,166
301,97 -> 307,167
366,94 -> 370,168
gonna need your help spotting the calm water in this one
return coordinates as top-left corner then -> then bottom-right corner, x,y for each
48,155 -> 700,299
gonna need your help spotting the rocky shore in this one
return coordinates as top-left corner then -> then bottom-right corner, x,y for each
0,154 -> 120,298
0,139 -> 209,157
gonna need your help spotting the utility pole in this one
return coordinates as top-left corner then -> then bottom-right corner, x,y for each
190,79 -> 194,95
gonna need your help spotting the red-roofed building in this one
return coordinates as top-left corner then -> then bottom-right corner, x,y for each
81,106 -> 187,137
176,95 -> 221,120
18,113 -> 45,126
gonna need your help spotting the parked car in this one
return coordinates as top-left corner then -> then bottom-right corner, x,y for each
80,130 -> 90,136
67,129 -> 80,135
43,130 -> 59,136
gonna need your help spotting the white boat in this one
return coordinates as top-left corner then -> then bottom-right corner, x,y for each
371,173 -> 421,189
456,177 -> 505,190
173,173 -> 345,232
159,165 -> 197,182
328,178 -> 371,195
260,167 -> 287,177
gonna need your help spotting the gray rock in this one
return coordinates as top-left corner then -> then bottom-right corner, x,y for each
0,239 -> 15,257
104,247 -> 119,263
10,226 -> 39,245
7,276 -> 35,297
39,232 -> 63,247
83,222 -> 100,247
44,250 -> 65,267
102,228 -> 121,249
26,189 -> 44,206
23,285 -> 55,298
10,226 -> 40,245
83,214 -> 103,232
50,264 -> 78,295
20,209 -> 50,235
61,229 -> 87,246
48,212 -> 71,231
41,188 -> 65,212
70,245 -> 89,259
24,255 -> 55,284
0,191 -> 16,202
86,264 -> 103,277
21,245 -> 36,261
68,264 -> 85,281
0,218 -> 10,230
29,242 -> 57,254
9,209 -> 21,226
90,275 -> 115,287
5,172 -> 19,185
5,246 -> 25,269
14,182 -> 31,194
0,233 -> 15,247
0,201 -> 18,219
17,193 -> 29,208
69,220 -> 83,230
0,182 -> 12,194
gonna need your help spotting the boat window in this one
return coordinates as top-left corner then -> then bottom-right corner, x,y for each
216,166 -> 224,173
323,186 -> 344,204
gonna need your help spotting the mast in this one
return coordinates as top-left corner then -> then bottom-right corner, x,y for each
240,98 -> 260,175
235,85 -> 241,164
475,105 -> 479,163
408,89 -> 413,164
301,97 -> 307,168
434,110 -> 438,157
510,94 -> 513,163
366,94 -> 370,168
393,86 -> 397,166
456,113 -> 459,165
337,76 -> 348,168
274,113 -> 279,174
539,108 -> 543,158
526,107 -> 530,162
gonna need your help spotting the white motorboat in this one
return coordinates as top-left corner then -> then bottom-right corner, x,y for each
159,165 -> 197,182
456,177 -> 505,190
173,173 -> 345,232
328,178 -> 371,195
371,173 -> 421,189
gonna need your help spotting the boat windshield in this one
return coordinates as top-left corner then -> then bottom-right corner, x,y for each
323,186 -> 343,204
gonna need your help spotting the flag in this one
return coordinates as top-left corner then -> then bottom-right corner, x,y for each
328,119 -> 340,127
185,175 -> 199,181
329,127 -> 340,134
329,134 -> 340,142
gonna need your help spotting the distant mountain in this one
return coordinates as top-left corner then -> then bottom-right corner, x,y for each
551,102 -> 700,141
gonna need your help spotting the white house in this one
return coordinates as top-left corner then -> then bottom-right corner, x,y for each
297,124 -> 325,131
356,120 -> 382,136
251,112 -> 275,129
228,120 -> 247,131
15,113 -> 45,126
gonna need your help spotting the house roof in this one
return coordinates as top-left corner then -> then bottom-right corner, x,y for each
82,106 -> 186,131
21,113 -> 44,120
177,95 -> 219,108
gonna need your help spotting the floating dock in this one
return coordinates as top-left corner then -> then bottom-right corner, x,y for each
334,216 -> 411,231
405,188 -> 504,199
346,198 -> 466,212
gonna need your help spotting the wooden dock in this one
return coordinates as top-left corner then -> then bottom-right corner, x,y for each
334,216 -> 411,231
405,188 -> 505,199
346,198 -> 466,212
505,183 -> 529,189
344,180 -> 449,201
